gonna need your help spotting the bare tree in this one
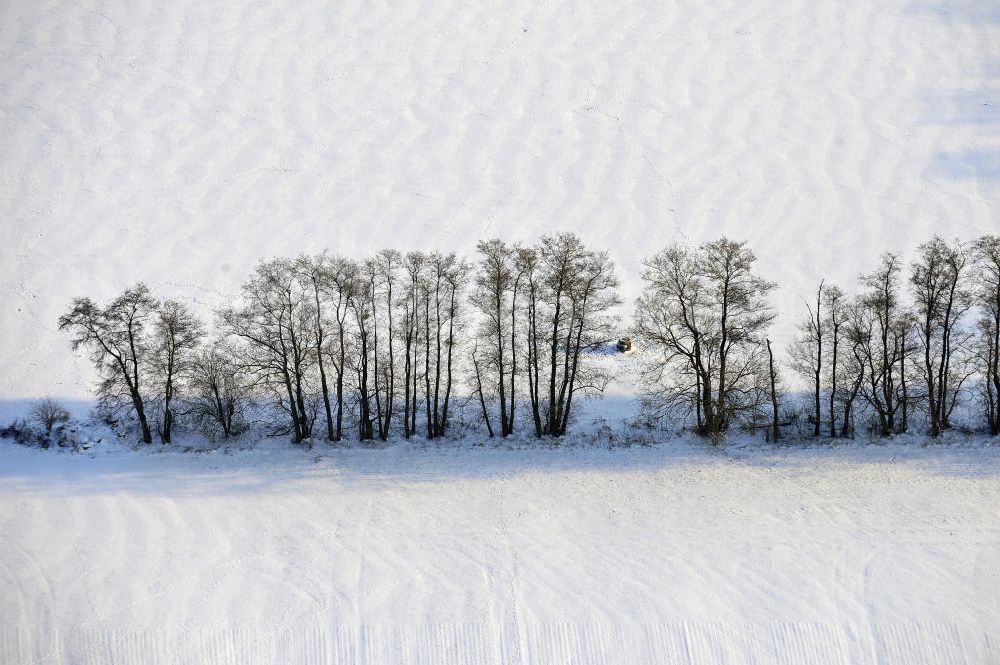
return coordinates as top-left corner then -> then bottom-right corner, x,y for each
59,284 -> 158,443
153,299 -> 203,443
220,259 -> 316,443
350,261 -> 377,441
855,254 -> 913,436
400,252 -> 425,438
348,251 -> 403,442
636,239 -> 775,438
705,239 -> 777,436
187,341 -> 251,439
321,256 -> 359,442
789,281 -> 825,436
469,341 -> 495,438
832,298 -> 868,438
910,237 -> 974,436
633,245 -> 708,429
515,234 -> 620,438
373,250 -> 401,440
413,253 -> 470,438
471,239 -> 525,437
822,284 -> 847,437
440,255 -> 470,436
297,253 -> 337,442
517,247 -> 546,437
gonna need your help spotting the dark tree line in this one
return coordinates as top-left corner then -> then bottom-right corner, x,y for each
58,233 -> 1000,445
775,236 -> 999,440
60,233 -> 619,445
471,234 -> 620,438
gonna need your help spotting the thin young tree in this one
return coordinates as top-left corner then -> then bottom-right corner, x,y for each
789,281 -> 825,436
835,298 -> 874,438
400,252 -> 426,438
469,341 -> 495,438
351,262 -> 377,441
439,254 -> 471,436
373,250 -> 401,440
518,246 -> 546,437
153,299 -> 204,443
321,256 -> 359,441
417,253 -> 470,438
823,284 -> 847,437
297,253 -> 337,442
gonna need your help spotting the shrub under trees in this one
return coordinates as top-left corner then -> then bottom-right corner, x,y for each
29,397 -> 71,434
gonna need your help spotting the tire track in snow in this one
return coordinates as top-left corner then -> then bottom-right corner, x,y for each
489,476 -> 528,665
2,621 -> 983,664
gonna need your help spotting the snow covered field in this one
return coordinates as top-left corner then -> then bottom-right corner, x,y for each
1,0 -> 999,399
1,438 -> 998,664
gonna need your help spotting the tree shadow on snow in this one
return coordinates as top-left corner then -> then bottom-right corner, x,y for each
1,395 -> 998,498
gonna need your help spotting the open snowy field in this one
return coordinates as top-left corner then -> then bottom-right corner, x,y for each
1,0 -> 999,399
1,439 -> 998,664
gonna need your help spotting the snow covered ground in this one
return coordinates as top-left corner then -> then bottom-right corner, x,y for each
1,435 -> 998,664
1,0 -> 999,400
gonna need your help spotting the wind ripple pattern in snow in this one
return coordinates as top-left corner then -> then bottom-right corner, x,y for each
1,0 -> 999,398
1,441 -> 999,664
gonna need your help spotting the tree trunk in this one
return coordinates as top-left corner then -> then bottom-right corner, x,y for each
830,322 -> 839,438
335,308 -> 347,442
473,352 -> 494,438
132,389 -> 153,444
813,284 -> 822,437
528,283 -> 543,437
767,339 -> 780,442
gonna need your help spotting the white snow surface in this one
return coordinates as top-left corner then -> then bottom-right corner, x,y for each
1,0 -> 999,399
1,435 -> 999,663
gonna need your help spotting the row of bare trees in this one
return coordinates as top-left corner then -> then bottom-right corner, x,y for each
633,235 -> 1000,441
469,235 -> 620,438
782,235 -> 1000,439
59,233 -> 620,444
209,250 -> 474,444
58,233 -> 1000,445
